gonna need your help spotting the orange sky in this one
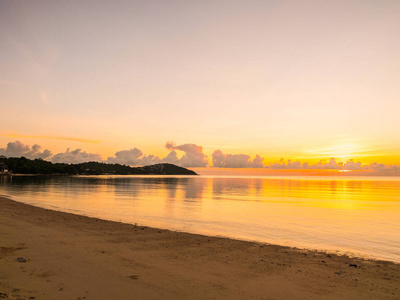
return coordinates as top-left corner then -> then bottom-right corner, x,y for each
1,1 -> 399,168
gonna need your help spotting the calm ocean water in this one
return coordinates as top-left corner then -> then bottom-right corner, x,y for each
1,174 -> 400,262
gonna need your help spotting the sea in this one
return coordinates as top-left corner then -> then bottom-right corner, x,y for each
1,171 -> 399,263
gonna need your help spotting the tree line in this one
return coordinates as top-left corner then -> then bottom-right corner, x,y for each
0,156 -> 197,175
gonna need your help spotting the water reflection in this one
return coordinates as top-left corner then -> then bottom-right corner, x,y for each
1,175 -> 400,262
2,175 -> 400,211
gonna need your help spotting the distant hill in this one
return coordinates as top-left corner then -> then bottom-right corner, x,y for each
0,156 -> 197,175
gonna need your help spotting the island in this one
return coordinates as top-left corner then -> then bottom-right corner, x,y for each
0,156 -> 197,176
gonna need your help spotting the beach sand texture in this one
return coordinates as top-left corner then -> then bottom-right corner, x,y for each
0,196 -> 399,300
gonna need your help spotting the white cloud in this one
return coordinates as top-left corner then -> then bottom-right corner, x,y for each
106,148 -> 164,166
51,148 -> 102,164
161,150 -> 180,165
0,141 -> 52,159
252,154 -> 264,168
165,142 -> 208,167
2,140 -> 400,172
343,159 -> 362,170
107,148 -> 144,165
266,157 -> 400,172
212,150 -> 264,168
0,80 -> 18,86
105,142 -> 208,167
362,162 -> 400,172
268,158 -> 340,169
140,155 -> 162,166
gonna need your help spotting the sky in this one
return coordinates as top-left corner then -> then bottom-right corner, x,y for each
1,0 -> 399,170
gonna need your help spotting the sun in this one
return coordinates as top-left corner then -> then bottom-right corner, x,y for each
331,144 -> 360,160
304,143 -> 364,161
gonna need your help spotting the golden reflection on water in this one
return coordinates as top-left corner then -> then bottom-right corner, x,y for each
209,176 -> 399,209
1,175 -> 400,262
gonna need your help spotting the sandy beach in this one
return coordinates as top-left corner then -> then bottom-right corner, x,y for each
0,196 -> 399,300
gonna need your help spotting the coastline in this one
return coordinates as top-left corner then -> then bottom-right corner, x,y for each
0,196 -> 399,299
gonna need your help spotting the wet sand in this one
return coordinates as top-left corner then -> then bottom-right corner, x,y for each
0,196 -> 399,299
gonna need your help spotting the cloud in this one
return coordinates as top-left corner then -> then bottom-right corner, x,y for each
0,133 -> 100,144
140,155 -> 162,166
106,148 -> 162,166
105,143 -> 208,167
165,142 -> 208,167
252,155 -> 265,168
212,150 -> 264,168
268,158 -> 307,169
107,148 -> 144,165
51,148 -> 103,164
2,140 -> 400,172
343,159 -> 362,170
0,141 -> 52,159
266,157 -> 400,172
268,157 -> 346,169
161,151 -> 179,165
0,80 -> 18,86
362,162 -> 400,172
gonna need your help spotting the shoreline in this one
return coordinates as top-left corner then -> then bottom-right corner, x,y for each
1,196 -> 399,299
3,195 -> 398,265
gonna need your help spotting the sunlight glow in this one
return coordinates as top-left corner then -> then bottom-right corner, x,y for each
304,144 -> 366,160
